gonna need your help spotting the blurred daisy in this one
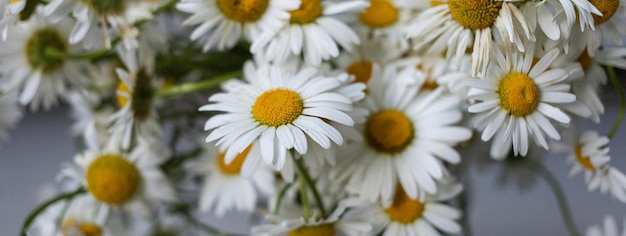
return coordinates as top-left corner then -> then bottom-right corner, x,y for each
0,0 -> 24,41
0,15 -> 89,110
521,0 -> 600,41
334,34 -> 405,84
562,131 -> 610,181
587,215 -> 626,236
177,0 -> 299,52
59,196 -> 109,236
466,46 -> 576,159
0,91 -> 21,144
250,0 -> 369,66
62,138 -> 178,218
340,65 -> 471,204
395,53 -> 474,93
405,0 -> 534,76
567,0 -> 626,56
354,0 -> 419,49
200,65 -> 360,170
188,141 -> 274,217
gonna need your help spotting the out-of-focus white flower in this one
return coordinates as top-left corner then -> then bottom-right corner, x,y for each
0,90 -> 21,144
587,215 -> 626,236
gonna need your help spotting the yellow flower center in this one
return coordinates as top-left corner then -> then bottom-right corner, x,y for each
116,68 -> 155,121
346,61 -> 373,84
448,0 -> 502,30
498,72 -> 539,117
359,0 -> 399,28
576,50 -> 593,71
290,0 -> 323,24
575,145 -> 596,171
252,88 -> 304,126
62,220 -> 102,236
216,0 -> 270,22
25,28 -> 67,74
288,224 -> 336,236
217,144 -> 253,175
589,0 -> 619,25
86,154 -> 140,205
385,186 -> 424,223
116,81 -> 131,108
366,110 -> 414,153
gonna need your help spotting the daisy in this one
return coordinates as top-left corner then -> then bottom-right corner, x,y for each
200,64 -> 360,170
587,215 -> 626,236
394,53 -> 474,93
339,64 -> 471,204
250,0 -> 369,66
59,196 -> 109,236
466,45 -> 576,159
0,14 -> 89,110
62,137 -> 178,218
405,0 -> 535,76
0,0 -> 24,41
567,0 -> 626,57
0,90 -> 21,144
521,0 -> 600,41
187,141 -> 275,217
176,0 -> 299,52
343,178 -> 463,236
353,0 -> 420,49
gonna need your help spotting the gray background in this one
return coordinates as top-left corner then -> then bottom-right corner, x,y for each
1,82 -> 626,235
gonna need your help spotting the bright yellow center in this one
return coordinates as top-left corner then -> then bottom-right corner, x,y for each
575,145 -> 596,172
346,61 -> 373,84
10,0 -> 21,4
290,0 -> 323,24
216,0 -> 269,22
116,81 -> 131,108
589,0 -> 619,25
448,0 -> 502,30
576,50 -> 593,71
288,224 -> 336,236
366,110 -> 414,153
252,89 -> 304,126
498,72 -> 539,117
63,220 -> 102,236
385,186 -> 424,223
217,144 -> 253,175
359,0 -> 399,28
86,154 -> 140,205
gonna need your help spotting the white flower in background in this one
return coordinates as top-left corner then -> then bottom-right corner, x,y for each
251,0 -> 369,66
466,45 -> 576,159
522,0 -> 600,41
61,138 -> 177,218
200,65 -> 361,170
188,141 -> 274,217
58,196 -> 109,236
405,0 -> 534,76
176,0 -> 299,52
587,215 -> 626,236
394,53 -> 474,94
0,90 -> 21,144
339,65 -> 471,204
563,131 -> 611,181
67,91 -> 115,150
353,0 -> 419,49
0,0 -> 25,41
567,0 -> 626,56
0,15 -> 89,110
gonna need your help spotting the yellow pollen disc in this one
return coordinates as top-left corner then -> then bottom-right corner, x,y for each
385,185 -> 424,223
288,224 -> 336,236
290,0 -> 323,24
216,0 -> 270,22
78,223 -> 102,236
86,154 -> 140,205
575,145 -> 596,172
576,50 -> 593,71
217,144 -> 253,175
366,109 -> 414,153
252,88 -> 304,126
448,0 -> 502,30
359,0 -> 399,28
498,72 -> 539,117
346,61 -> 373,84
10,0 -> 20,3
589,0 -> 619,25
116,81 -> 131,108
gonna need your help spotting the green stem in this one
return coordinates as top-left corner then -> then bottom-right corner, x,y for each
161,147 -> 203,173
172,204 -> 226,236
607,67 -> 625,139
530,162 -> 580,236
273,183 -> 292,215
20,188 -> 87,236
292,156 -> 328,218
298,170 -> 312,220
156,71 -> 242,97
45,47 -> 110,60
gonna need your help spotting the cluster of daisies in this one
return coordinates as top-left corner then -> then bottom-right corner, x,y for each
1,0 -> 626,235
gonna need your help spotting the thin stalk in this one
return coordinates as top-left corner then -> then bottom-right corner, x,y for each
20,188 -> 86,236
156,71 -> 242,97
298,172 -> 312,220
45,47 -> 110,60
292,156 -> 327,217
273,183 -> 292,215
607,66 -> 625,139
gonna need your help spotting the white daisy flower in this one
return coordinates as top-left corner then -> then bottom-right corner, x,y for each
563,131 -> 611,181
0,90 -> 21,144
0,0 -> 24,41
62,138 -> 178,218
250,0 -> 369,66
567,0 -> 626,56
0,15 -> 89,110
176,0 -> 299,52
343,178 -> 463,236
522,0 -> 600,41
59,196 -> 109,236
394,53 -> 474,94
339,65 -> 471,204
587,215 -> 626,236
466,45 -> 576,159
589,166 -> 626,203
405,0 -> 535,76
354,0 -> 419,49
200,64 -> 360,170
188,141 -> 275,217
